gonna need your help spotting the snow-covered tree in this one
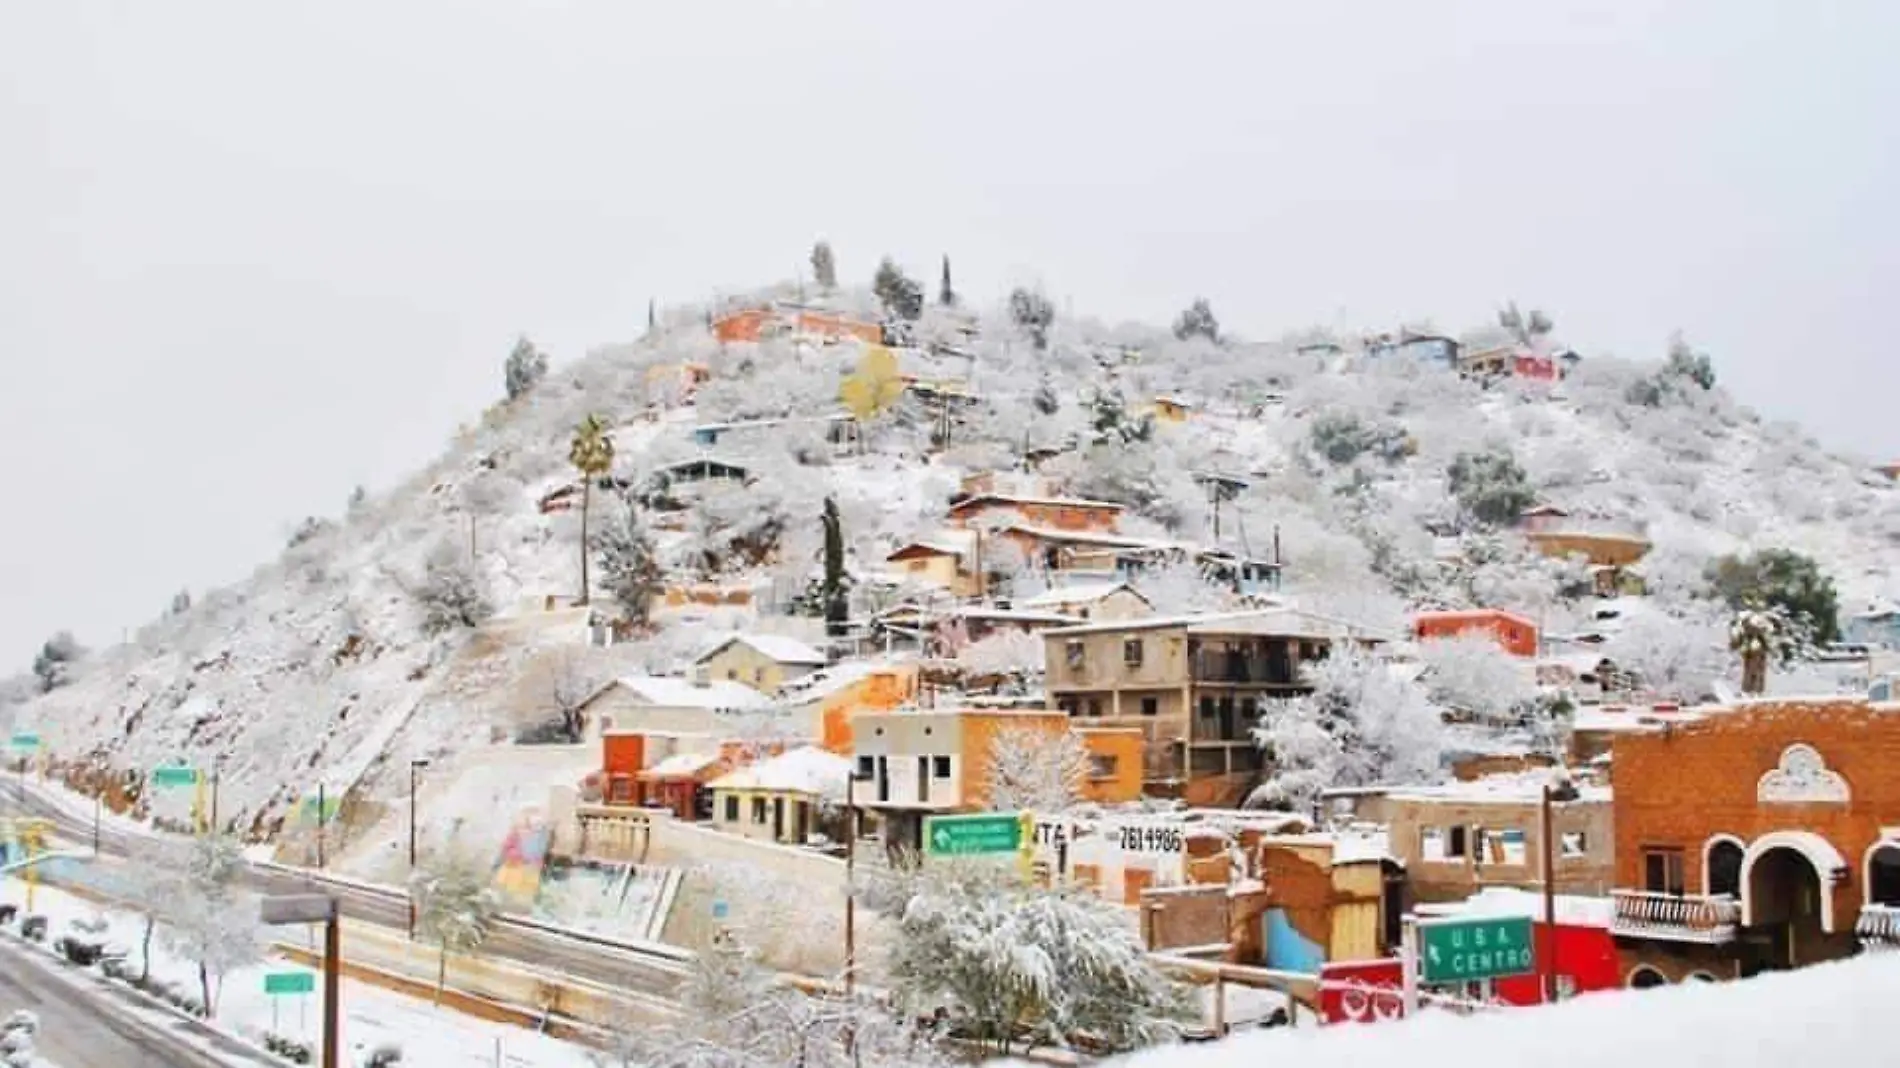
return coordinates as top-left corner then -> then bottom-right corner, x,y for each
1705,548 -> 1840,648
1446,448 -> 1535,528
592,495 -> 664,626
873,257 -> 924,321
880,859 -> 1191,1054
985,725 -> 1088,814
1497,301 -> 1554,350
30,631 -> 82,693
1172,297 -> 1219,343
159,832 -> 264,1016
0,1011 -> 38,1068
1253,645 -> 1443,813
569,413 -> 616,605
810,240 -> 838,291
410,849 -> 502,1004
960,629 -> 1044,682
545,649 -> 602,742
503,335 -> 550,401
1133,559 -> 1228,615
1664,332 -> 1716,390
1009,287 -> 1056,351
1729,605 -> 1785,695
821,496 -> 849,638
413,540 -> 491,635
1604,603 -> 1732,702
168,589 -> 193,617
939,254 -> 956,306
1417,632 -> 1538,725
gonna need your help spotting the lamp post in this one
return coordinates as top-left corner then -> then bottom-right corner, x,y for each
407,759 -> 430,940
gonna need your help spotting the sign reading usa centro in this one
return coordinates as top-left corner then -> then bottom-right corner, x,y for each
1418,916 -> 1535,984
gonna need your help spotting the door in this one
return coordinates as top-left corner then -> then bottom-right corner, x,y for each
772,798 -> 785,842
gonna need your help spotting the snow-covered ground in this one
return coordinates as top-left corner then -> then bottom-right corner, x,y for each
1104,951 -> 1900,1067
2,879 -> 600,1068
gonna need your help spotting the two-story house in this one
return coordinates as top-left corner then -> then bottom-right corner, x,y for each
1607,697 -> 1900,987
1041,608 -> 1386,806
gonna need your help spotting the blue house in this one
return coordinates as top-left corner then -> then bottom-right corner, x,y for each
1845,603 -> 1900,650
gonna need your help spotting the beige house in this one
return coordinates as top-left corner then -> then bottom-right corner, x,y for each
694,634 -> 827,694
707,745 -> 853,846
884,530 -> 982,598
1042,608 -> 1384,807
1328,773 -> 1615,903
1018,581 -> 1153,623
577,675 -> 774,738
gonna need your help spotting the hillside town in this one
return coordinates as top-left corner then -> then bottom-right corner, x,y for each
3,249 -> 1898,1067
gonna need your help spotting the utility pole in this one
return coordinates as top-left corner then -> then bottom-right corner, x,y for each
1540,783 -> 1557,1004
844,770 -> 857,996
92,792 -> 101,856
408,759 -> 430,940
316,783 -> 327,870
209,761 -> 221,834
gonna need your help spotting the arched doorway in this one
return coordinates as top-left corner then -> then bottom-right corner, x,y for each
1746,845 -> 1827,971
1627,965 -> 1667,989
1706,837 -> 1745,898
1867,842 -> 1900,907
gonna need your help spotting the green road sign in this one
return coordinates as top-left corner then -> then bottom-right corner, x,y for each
1418,916 -> 1535,984
263,971 -> 315,996
8,733 -> 40,753
301,796 -> 340,821
151,765 -> 199,788
925,812 -> 1025,856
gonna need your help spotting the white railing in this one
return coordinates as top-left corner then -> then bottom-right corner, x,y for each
1611,890 -> 1740,943
1857,903 -> 1900,946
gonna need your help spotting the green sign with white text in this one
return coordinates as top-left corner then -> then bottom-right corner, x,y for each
1418,916 -> 1535,984
151,765 -> 200,788
8,733 -> 40,753
263,971 -> 315,996
925,813 -> 1025,856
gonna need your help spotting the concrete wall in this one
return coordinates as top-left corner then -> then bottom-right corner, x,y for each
1384,794 -> 1614,902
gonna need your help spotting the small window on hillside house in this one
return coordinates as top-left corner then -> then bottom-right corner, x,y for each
1066,641 -> 1086,670
1499,829 -> 1527,866
1421,827 -> 1446,861
751,798 -> 768,824
932,756 -> 951,778
1561,831 -> 1587,858
1086,698 -> 1102,717
854,756 -> 874,781
723,796 -> 739,822
1447,825 -> 1469,859
1124,639 -> 1144,667
1089,754 -> 1118,779
1643,847 -> 1686,896
1140,697 -> 1159,717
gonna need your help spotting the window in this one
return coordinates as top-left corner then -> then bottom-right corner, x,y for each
723,796 -> 739,822
907,559 -> 929,573
1642,847 -> 1686,896
1065,641 -> 1086,670
854,756 -> 875,781
754,667 -> 766,684
932,756 -> 951,779
1057,697 -> 1078,715
1560,831 -> 1587,858
751,798 -> 768,824
1199,697 -> 1217,718
1086,698 -> 1102,717
1708,839 -> 1744,898
1123,639 -> 1144,667
1498,828 -> 1527,866
1447,825 -> 1468,859
1421,827 -> 1446,862
1140,697 -> 1159,717
726,669 -> 738,681
1089,754 -> 1118,780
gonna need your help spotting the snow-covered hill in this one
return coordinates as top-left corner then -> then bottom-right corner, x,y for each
9,281 -> 1898,841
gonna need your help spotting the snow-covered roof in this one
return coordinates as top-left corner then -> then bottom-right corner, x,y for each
948,493 -> 1126,514
639,752 -> 725,779
611,676 -> 772,711
1414,886 -> 1614,929
1046,607 -> 1388,642
995,523 -> 1178,551
694,633 -> 826,666
886,529 -> 978,560
1852,600 -> 1900,621
1019,581 -> 1146,609
1262,829 -> 1394,865
1385,771 -> 1610,806
708,746 -> 853,798
1107,941 -> 1900,1068
775,657 -> 910,705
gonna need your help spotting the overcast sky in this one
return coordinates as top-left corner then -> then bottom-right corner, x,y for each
3,0 -> 1896,665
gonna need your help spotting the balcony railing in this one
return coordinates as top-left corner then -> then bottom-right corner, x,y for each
1611,890 -> 1740,944
1857,903 -> 1900,946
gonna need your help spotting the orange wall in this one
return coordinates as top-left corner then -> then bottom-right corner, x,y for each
713,309 -> 769,343
957,711 -> 1069,809
602,734 -> 646,778
951,499 -> 1121,534
1077,728 -> 1144,803
1415,611 -> 1540,658
818,668 -> 920,752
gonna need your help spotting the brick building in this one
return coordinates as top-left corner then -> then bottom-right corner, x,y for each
1608,697 -> 1900,986
1413,608 -> 1540,658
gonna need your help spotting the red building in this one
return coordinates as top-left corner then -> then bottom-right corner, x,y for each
1414,608 -> 1541,658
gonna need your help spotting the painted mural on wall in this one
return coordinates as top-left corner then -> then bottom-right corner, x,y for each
493,818 -> 554,910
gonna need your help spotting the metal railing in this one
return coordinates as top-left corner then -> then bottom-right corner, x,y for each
1610,890 -> 1740,943
1857,903 -> 1900,946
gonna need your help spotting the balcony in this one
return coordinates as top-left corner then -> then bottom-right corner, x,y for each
1857,903 -> 1900,947
1611,890 -> 1740,943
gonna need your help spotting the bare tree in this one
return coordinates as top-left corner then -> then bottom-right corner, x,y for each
548,649 -> 602,742
410,849 -> 501,1004
985,725 -> 1089,813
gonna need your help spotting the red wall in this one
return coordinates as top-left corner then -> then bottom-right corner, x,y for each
1318,921 -> 1618,1024
1414,611 -> 1540,658
602,734 -> 645,778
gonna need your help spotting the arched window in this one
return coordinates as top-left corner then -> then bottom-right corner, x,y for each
1628,966 -> 1668,989
1707,837 -> 1745,898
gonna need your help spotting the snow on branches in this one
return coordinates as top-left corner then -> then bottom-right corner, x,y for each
410,849 -> 502,1003
985,724 -> 1088,814
1253,645 -> 1443,814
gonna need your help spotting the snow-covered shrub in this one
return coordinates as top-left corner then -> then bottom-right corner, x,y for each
591,496 -> 664,626
1,1011 -> 38,1068
880,859 -> 1192,1055
1009,287 -> 1056,350
412,541 -> 492,635
1253,645 -> 1443,813
1604,603 -> 1732,702
986,725 -> 1088,814
19,916 -> 46,942
410,849 -> 502,1003
873,257 -> 924,321
1447,448 -> 1535,528
1309,412 -> 1408,465
1172,298 -> 1219,343
1705,548 -> 1841,648
1417,633 -> 1538,725
959,630 -> 1044,682
502,336 -> 549,401
29,631 -> 82,694
363,1043 -> 403,1067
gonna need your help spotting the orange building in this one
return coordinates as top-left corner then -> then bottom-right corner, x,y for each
945,493 -> 1124,534
1608,697 -> 1900,985
1414,608 -> 1540,658
711,304 -> 881,345
773,659 -> 921,753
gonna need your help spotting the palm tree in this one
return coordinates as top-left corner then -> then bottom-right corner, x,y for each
568,414 -> 616,605
1730,605 -> 1779,696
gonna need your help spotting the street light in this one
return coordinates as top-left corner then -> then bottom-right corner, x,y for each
407,759 -> 430,940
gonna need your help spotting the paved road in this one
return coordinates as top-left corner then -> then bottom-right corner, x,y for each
0,936 -> 220,1068
9,781 -> 689,1000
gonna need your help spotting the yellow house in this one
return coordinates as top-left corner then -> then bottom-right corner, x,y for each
694,634 -> 827,695
884,530 -> 981,598
707,746 -> 854,846
1255,832 -> 1399,970
1150,395 -> 1194,424
776,659 -> 922,752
